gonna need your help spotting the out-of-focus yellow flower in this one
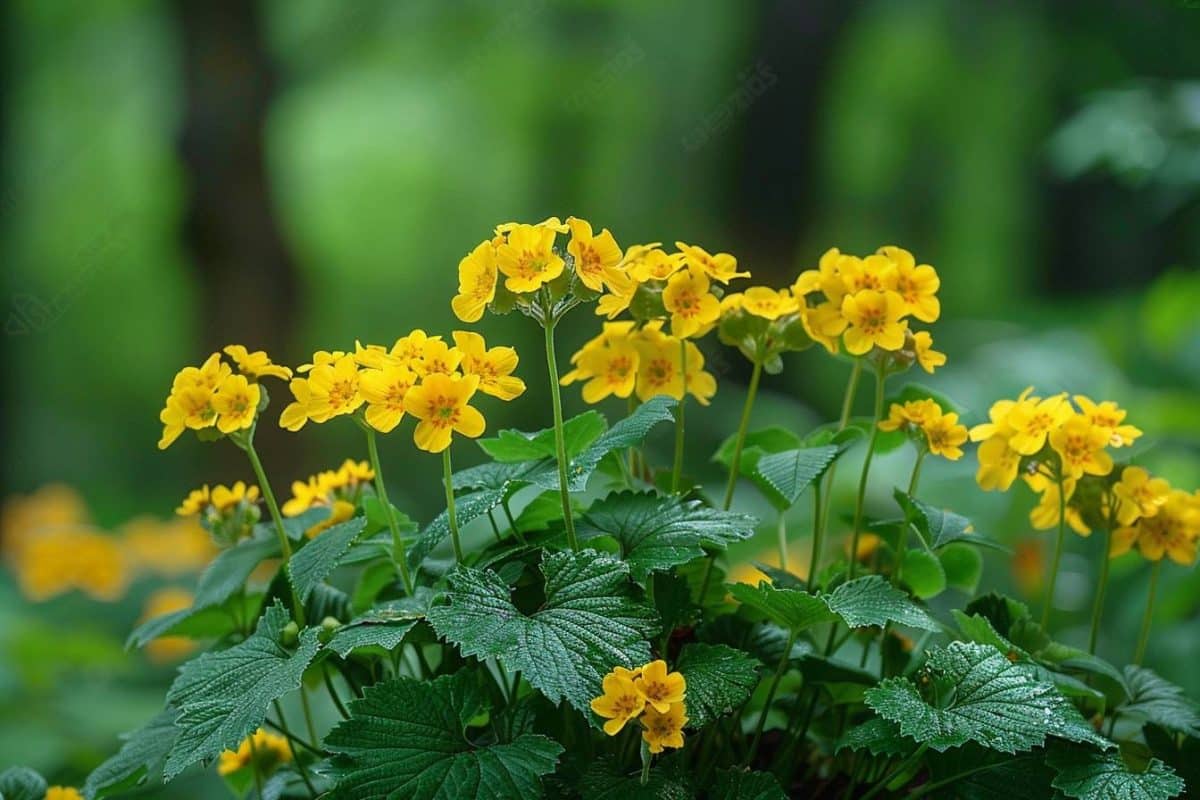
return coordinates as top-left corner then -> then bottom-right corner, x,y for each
1111,489 -> 1200,565
850,532 -> 882,562
45,788 -> 83,800
279,377 -> 315,432
1049,414 -> 1113,480
1114,466 -> 1171,526
738,287 -> 800,320
911,331 -> 946,374
404,373 -> 486,453
210,482 -> 259,512
561,323 -> 640,404
496,223 -> 564,293
662,265 -> 721,339
359,363 -> 417,433
2,484 -> 89,562
140,587 -> 197,663
217,729 -> 292,776
337,459 -> 374,486
212,374 -> 261,434
923,412 -> 968,461
567,216 -> 623,293
589,672 -> 646,736
840,290 -> 907,355
305,499 -> 357,539
15,527 -> 128,602
451,238 -> 499,323
633,327 -> 686,402
641,702 -> 688,754
454,331 -> 525,401
222,345 -> 292,381
1073,395 -> 1142,448
122,516 -> 215,576
878,399 -> 940,432
1012,537 -> 1044,596
176,485 -> 210,516
281,462 -> 371,517
878,246 -> 940,323
675,241 -> 748,284
305,354 -> 364,421
1029,479 -> 1090,535
975,434 -> 1023,492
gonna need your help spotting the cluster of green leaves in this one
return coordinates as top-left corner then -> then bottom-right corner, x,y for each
10,396 -> 1197,799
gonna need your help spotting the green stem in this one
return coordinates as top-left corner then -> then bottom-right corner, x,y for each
246,733 -> 266,799
859,743 -> 928,800
722,358 -> 764,510
365,427 -> 415,595
814,359 -> 864,574
1040,470 -> 1067,631
1088,525 -> 1113,655
299,685 -> 318,745
808,481 -> 823,589
244,440 -> 305,626
777,512 -> 788,573
639,740 -> 652,785
743,628 -> 796,767
442,447 -> 463,563
895,448 -> 927,581
323,666 -> 350,719
543,314 -> 579,550
273,700 -> 319,798
1134,560 -> 1162,666
848,362 -> 886,580
671,339 -> 688,493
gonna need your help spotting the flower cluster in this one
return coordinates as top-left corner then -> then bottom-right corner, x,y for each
791,246 -> 944,369
560,321 -> 716,405
158,346 -> 292,450
217,728 -> 292,777
279,459 -> 375,537
278,330 -> 524,452
177,481 -> 262,547
590,660 -> 688,754
716,284 -> 814,373
878,398 -> 969,460
1111,469 -> 1200,565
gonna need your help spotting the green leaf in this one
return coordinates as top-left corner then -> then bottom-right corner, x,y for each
578,491 -> 757,582
841,717 -> 913,757
324,670 -> 562,800
1120,666 -> 1200,738
288,517 -> 368,602
427,549 -> 659,714
727,583 -> 836,632
926,747 -> 1054,800
561,396 -> 676,491
710,768 -> 787,800
712,426 -> 803,468
163,601 -> 321,778
578,755 -> 691,799
1048,749 -> 1185,800
83,710 -> 178,799
478,411 -> 607,463
952,610 -> 1020,657
674,643 -> 760,728
751,445 -> 840,509
326,591 -> 432,658
864,642 -> 1111,753
894,490 -> 1007,552
0,767 -> 47,800
451,459 -> 553,493
899,549 -> 947,599
940,543 -> 984,593
408,487 -> 508,570
825,575 -> 939,630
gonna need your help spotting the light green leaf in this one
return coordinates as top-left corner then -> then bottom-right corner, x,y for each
163,601 -> 321,778
940,543 -> 984,593
727,583 -> 835,632
900,549 -> 947,599
288,517 -> 367,602
1120,666 -> 1200,738
1048,749 -> 1184,800
840,717 -> 913,757
864,642 -> 1111,753
894,490 -> 1007,551
674,643 -> 760,728
825,575 -> 939,631
324,670 -> 562,800
712,426 -> 803,468
478,411 -> 607,462
711,768 -> 787,800
427,549 -> 659,713
578,491 -> 757,582
0,767 -> 46,800
83,710 -> 178,799
752,445 -> 840,509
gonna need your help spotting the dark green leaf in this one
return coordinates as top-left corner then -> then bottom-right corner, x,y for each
825,575 -> 939,631
288,517 -> 367,602
408,487 -> 508,570
840,717 -> 913,757
727,583 -> 835,632
751,445 -> 840,509
712,426 -> 802,469
325,591 -> 432,658
674,643 -> 759,728
451,459 -> 553,493
83,710 -> 178,799
1048,748 -> 1184,800
710,768 -> 787,800
561,396 -> 676,491
324,670 -> 562,800
1120,667 -> 1200,738
0,767 -> 47,800
427,549 -> 659,713
895,491 -> 1007,552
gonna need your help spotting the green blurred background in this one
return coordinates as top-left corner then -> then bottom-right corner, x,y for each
2,0 -> 1199,794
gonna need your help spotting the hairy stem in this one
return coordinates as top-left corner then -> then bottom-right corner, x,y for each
848,362 -> 886,580
1134,559 -> 1162,665
722,358 -> 764,510
244,440 -> 305,626
365,427 -> 415,595
442,447 -> 463,563
1088,525 -> 1113,655
543,315 -> 579,550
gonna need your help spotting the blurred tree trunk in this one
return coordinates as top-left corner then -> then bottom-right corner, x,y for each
175,0 -> 300,473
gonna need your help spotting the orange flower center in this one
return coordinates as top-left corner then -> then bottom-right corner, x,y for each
646,359 -> 674,387
858,307 -> 886,334
329,380 -> 357,410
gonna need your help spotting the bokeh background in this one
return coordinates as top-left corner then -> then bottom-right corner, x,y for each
3,1 -> 1200,795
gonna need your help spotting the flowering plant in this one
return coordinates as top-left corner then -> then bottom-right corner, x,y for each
5,220 -> 1198,800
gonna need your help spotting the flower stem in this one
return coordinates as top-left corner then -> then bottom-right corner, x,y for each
273,699 -> 318,799
859,743 -> 929,800
639,740 -> 652,785
543,315 -> 579,550
848,362 -> 886,580
815,359 -> 864,581
894,449 -> 927,572
1088,525 -> 1113,655
246,734 -> 266,798
722,358 -> 764,510
743,628 -> 796,768
1134,559 -> 1162,666
1040,471 -> 1067,631
243,440 -> 305,626
442,447 -> 463,564
808,482 -> 824,588
777,512 -> 788,573
671,340 -> 688,494
365,427 -> 415,595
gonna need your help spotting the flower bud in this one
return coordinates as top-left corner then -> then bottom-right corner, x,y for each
280,621 -> 300,647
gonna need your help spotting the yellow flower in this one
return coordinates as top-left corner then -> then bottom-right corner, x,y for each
633,328 -> 686,402
121,516 -> 215,576
158,385 -> 219,449
633,659 -> 687,713
359,363 -> 417,433
1073,395 -> 1142,448
211,481 -> 259,512
624,244 -> 683,283
641,701 -> 688,754
46,788 -> 83,800
567,216 -> 624,292
1113,466 -> 1170,526
800,302 -> 847,354
212,374 -> 261,434
453,331 -> 526,401
878,246 -> 940,323
739,286 -> 800,320
1111,490 -> 1200,565
792,247 -> 844,296
1029,479 -> 1090,535
222,345 -> 292,381
306,354 -> 364,421
390,330 -> 440,366
337,459 -> 375,485
171,352 -> 230,393
404,373 -> 486,453
451,238 -> 499,323
1005,392 -> 1072,455
590,672 -> 647,736
278,378 -> 315,432
217,729 -> 293,776
140,587 -> 196,663
682,341 -> 717,406
662,265 -> 721,338
561,323 -> 640,404
975,434 -> 1022,492
840,289 -> 908,355
922,411 -> 968,460
495,216 -> 569,235
912,331 -> 946,373
1,484 -> 89,562
413,338 -> 463,378
1048,414 -> 1113,480
839,253 -> 897,295
968,387 -> 1035,443
496,223 -> 564,293
675,241 -> 748,284
878,399 -> 940,432
15,528 -> 128,602
296,349 -> 348,374
305,499 -> 357,539
176,485 -> 211,516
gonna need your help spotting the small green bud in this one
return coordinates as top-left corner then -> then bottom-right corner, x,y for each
318,616 -> 341,644
281,621 -> 300,647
